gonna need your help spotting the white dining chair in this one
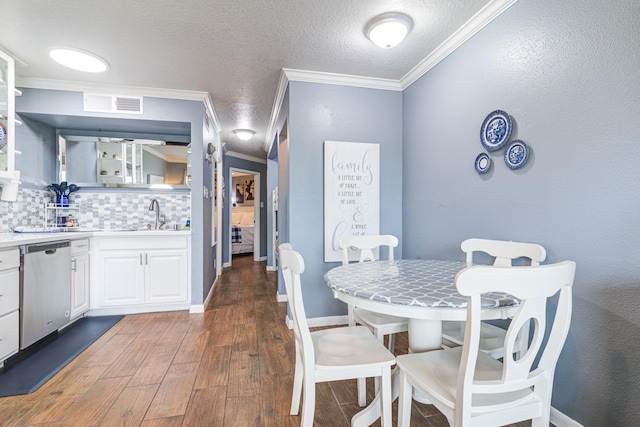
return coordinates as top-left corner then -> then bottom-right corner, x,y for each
339,235 -> 408,352
441,238 -> 547,359
339,235 -> 408,406
397,260 -> 576,427
278,244 -> 395,427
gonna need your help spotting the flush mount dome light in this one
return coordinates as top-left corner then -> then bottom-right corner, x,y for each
365,12 -> 413,49
233,129 -> 255,141
49,47 -> 109,72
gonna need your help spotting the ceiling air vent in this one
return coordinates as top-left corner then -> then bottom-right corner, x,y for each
84,93 -> 143,114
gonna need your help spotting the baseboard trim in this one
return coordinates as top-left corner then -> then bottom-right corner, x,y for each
223,261 -> 231,268
276,292 -> 287,302
190,276 -> 217,313
189,304 -> 204,314
551,407 -> 583,427
87,303 -> 190,316
266,264 -> 277,271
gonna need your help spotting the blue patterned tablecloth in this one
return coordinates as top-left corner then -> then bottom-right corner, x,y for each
324,259 -> 518,309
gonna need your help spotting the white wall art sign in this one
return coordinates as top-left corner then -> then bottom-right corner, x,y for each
324,141 -> 380,262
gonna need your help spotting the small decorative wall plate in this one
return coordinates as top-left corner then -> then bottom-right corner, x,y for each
474,153 -> 491,174
0,124 -> 6,149
504,140 -> 529,169
480,110 -> 512,151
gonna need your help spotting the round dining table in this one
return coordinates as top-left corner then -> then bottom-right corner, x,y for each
324,259 -> 519,427
324,259 -> 518,352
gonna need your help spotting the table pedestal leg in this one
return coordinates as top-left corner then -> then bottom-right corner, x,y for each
407,318 -> 442,353
408,319 -> 442,404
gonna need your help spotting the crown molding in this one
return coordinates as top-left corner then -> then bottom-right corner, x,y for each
400,0 -> 519,89
283,68 -> 402,91
17,77 -> 207,100
16,77 -> 223,134
263,69 -> 290,153
263,68 -> 402,153
203,93 -> 221,133
224,150 -> 267,165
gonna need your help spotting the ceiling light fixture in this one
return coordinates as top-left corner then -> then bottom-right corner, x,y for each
364,12 -> 414,49
49,47 -> 109,72
233,129 -> 255,141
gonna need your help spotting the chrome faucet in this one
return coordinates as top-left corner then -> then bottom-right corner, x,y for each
148,199 -> 165,229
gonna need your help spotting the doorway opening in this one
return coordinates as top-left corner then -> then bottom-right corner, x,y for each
229,168 -> 260,265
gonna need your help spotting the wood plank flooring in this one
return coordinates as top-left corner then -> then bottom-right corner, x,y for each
0,254 -> 541,426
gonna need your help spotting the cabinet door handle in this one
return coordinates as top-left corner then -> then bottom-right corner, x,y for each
71,259 -> 77,272
145,253 -> 148,265
140,253 -> 143,265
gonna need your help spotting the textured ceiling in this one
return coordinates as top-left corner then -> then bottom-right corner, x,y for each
0,0 -> 493,160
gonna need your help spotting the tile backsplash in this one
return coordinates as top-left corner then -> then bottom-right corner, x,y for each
0,188 -> 191,232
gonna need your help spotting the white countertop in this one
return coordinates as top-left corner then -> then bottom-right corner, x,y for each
0,230 -> 191,249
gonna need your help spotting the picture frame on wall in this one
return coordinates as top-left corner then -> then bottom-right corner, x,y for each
235,183 -> 244,204
245,179 -> 255,201
323,140 -> 380,262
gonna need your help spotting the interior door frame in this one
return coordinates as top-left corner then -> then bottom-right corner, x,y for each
228,167 -> 261,265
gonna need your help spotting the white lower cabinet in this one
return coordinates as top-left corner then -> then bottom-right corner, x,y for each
0,311 -> 19,362
0,248 -> 20,363
100,252 -> 146,306
93,234 -> 190,314
145,250 -> 188,303
70,239 -> 91,319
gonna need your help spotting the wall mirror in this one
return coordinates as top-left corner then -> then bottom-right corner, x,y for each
58,134 -> 190,189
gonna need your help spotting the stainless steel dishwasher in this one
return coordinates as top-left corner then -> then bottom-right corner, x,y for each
20,240 -> 71,349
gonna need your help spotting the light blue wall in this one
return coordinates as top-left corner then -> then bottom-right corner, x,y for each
15,116 -> 56,187
222,155 -> 268,263
143,150 -> 166,181
286,81 -> 403,318
66,140 -> 98,183
402,0 -> 640,425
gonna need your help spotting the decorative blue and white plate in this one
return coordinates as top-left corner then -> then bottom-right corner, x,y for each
480,110 -> 512,151
504,140 -> 529,169
474,152 -> 491,174
0,124 -> 6,150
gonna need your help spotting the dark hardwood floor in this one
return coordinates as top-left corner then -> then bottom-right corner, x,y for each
0,254 -> 539,426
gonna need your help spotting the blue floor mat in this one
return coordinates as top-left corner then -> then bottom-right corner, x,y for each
0,315 -> 123,397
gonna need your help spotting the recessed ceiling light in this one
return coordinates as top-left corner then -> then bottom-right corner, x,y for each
49,47 -> 109,73
365,12 -> 414,49
233,129 -> 255,141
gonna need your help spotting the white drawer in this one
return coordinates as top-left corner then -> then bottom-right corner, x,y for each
0,269 -> 19,315
71,239 -> 90,255
0,248 -> 19,271
98,235 -> 188,251
0,310 -> 19,361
